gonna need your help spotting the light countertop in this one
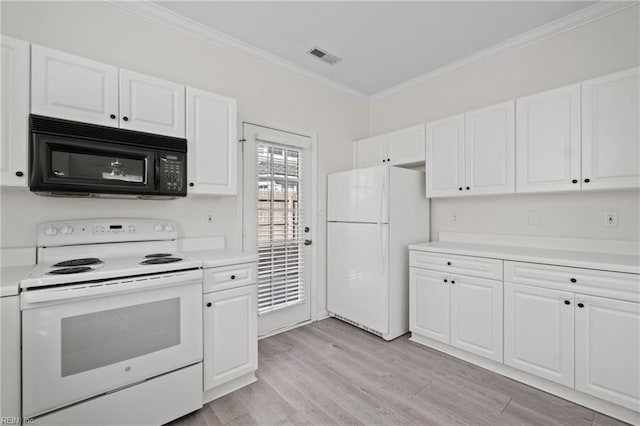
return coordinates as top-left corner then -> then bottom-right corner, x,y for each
1,265 -> 35,297
185,248 -> 257,269
409,241 -> 640,275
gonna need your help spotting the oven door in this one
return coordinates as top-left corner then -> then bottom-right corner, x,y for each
21,270 -> 203,418
30,134 -> 158,195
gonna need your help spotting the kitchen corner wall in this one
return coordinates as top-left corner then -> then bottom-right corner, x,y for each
0,1 -> 369,315
369,6 -> 640,242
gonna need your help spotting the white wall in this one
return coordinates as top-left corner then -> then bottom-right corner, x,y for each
0,1 -> 369,315
369,6 -> 640,242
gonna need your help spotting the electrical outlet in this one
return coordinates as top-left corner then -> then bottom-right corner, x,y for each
451,212 -> 460,224
604,212 -> 618,227
207,213 -> 214,224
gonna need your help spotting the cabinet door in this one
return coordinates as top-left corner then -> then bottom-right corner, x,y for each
31,45 -> 119,127
516,84 -> 581,193
186,87 -> 237,195
504,282 -> 574,387
1,36 -> 29,187
355,135 -> 386,168
575,295 -> 640,411
450,275 -> 503,362
203,285 -> 257,391
119,69 -> 185,138
425,114 -> 465,197
387,124 -> 425,166
582,68 -> 640,190
465,101 -> 515,195
409,268 -> 450,343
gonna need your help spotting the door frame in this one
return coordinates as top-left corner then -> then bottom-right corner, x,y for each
239,121 -> 319,332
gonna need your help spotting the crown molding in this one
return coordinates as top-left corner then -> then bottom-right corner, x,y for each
108,0 -> 369,103
370,1 -> 637,101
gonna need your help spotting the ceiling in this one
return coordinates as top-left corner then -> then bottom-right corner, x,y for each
155,1 -> 596,96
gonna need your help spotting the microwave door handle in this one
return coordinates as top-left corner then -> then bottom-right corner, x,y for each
154,157 -> 160,187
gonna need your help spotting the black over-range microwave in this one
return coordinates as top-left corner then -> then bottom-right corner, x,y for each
29,115 -> 187,199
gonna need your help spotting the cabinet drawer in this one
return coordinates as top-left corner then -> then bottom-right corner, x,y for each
504,261 -> 640,303
410,251 -> 502,280
204,263 -> 256,293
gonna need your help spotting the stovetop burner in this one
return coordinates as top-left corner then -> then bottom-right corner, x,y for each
48,266 -> 95,275
144,253 -> 173,258
53,257 -> 103,267
140,257 -> 182,265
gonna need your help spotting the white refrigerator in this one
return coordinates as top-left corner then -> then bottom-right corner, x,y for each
327,165 -> 430,340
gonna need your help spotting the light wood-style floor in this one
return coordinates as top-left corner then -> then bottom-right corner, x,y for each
169,318 -> 628,426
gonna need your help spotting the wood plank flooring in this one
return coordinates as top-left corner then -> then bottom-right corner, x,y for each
169,318 -> 629,426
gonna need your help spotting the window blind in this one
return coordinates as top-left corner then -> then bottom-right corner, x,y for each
256,143 -> 305,314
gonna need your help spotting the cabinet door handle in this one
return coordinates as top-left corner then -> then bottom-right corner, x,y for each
564,300 -> 571,305
458,187 -> 463,191
571,179 -> 578,184
570,278 -> 577,283
577,303 -> 584,308
230,275 -> 236,280
110,114 -> 116,119
206,302 -> 212,308
446,261 -> 451,266
443,279 -> 448,283
451,280 -> 455,284
15,171 -> 24,177
387,158 -> 390,162
584,178 -> 590,183
123,116 -> 129,122
382,159 -> 386,163
466,186 -> 470,190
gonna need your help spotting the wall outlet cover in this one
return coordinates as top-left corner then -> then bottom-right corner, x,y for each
604,212 -> 618,227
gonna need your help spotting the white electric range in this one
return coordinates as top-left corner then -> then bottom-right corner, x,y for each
20,218 -> 204,425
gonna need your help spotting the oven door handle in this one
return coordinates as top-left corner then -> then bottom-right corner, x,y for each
21,271 -> 202,308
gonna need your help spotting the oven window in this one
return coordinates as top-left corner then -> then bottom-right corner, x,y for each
51,151 -> 146,183
60,298 -> 180,377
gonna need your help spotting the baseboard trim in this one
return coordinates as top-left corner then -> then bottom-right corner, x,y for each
409,334 -> 640,425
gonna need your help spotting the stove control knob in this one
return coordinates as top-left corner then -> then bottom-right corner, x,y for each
60,225 -> 74,235
164,224 -> 174,232
154,224 -> 164,232
45,225 -> 58,236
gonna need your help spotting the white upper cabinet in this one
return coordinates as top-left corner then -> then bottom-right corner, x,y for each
355,135 -> 386,168
119,69 -> 185,138
1,36 -> 30,187
31,44 -> 119,127
425,114 -> 465,197
186,87 -> 237,195
387,124 -> 425,166
31,45 -> 185,138
575,295 -> 640,411
354,124 -> 425,168
465,100 -> 515,195
582,67 -> 639,190
516,84 -> 581,193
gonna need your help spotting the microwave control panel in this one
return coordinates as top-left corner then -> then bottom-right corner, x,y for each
159,153 -> 186,194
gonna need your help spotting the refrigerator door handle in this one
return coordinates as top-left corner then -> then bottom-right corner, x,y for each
379,224 -> 386,275
378,174 -> 385,274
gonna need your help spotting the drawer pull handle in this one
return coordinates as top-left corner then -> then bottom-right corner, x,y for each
206,302 -> 212,308
230,275 -> 236,280
564,300 -> 571,305
570,278 -> 577,283
446,261 -> 451,266
577,303 -> 584,308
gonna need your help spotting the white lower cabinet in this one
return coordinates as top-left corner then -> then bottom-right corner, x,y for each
450,275 -> 502,362
504,282 -> 574,387
202,262 -> 257,402
410,264 -> 503,362
575,295 -> 640,411
410,250 -> 640,422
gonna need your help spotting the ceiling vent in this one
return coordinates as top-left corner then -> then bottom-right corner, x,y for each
308,46 -> 341,65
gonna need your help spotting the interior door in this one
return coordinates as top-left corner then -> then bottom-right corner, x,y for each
327,222 -> 389,335
503,282 -> 574,387
575,294 -> 640,411
243,123 -> 312,336
327,165 -> 389,223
